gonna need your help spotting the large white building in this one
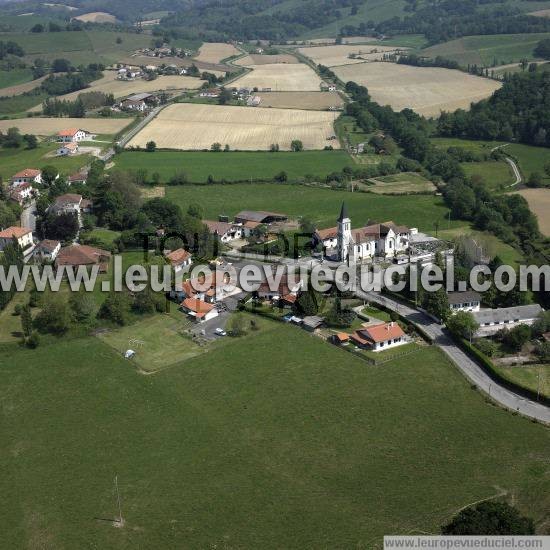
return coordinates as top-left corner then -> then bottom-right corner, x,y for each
317,203 -> 413,263
0,226 -> 34,251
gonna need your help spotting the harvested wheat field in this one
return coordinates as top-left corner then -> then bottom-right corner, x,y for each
232,63 -> 322,91
74,11 -> 116,23
194,43 -> 240,64
333,62 -> 501,117
515,189 -> 550,236
234,54 -> 299,66
298,45 -> 406,67
0,117 -> 132,136
257,91 -> 344,110
127,103 -> 339,151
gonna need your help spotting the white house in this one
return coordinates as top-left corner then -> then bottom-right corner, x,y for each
10,168 -> 42,186
57,142 -> 79,156
0,226 -> 33,251
35,239 -> 61,262
318,203 -> 412,263
351,322 -> 407,352
473,304 -> 544,337
120,98 -> 147,111
181,297 -> 218,323
204,220 -> 242,243
448,291 -> 481,313
57,128 -> 88,142
50,194 -> 92,227
8,183 -> 34,205
164,248 -> 192,274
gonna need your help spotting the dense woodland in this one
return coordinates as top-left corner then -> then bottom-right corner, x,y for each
437,71 -> 550,147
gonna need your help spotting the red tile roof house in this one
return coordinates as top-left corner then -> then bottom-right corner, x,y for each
170,271 -> 236,304
204,220 -> 243,243
56,128 -> 89,142
55,244 -> 111,273
10,168 -> 42,186
68,172 -> 87,185
0,226 -> 34,252
164,248 -> 192,274
181,297 -> 218,323
351,322 -> 407,352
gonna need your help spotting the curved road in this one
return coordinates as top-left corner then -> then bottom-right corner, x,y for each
357,290 -> 550,424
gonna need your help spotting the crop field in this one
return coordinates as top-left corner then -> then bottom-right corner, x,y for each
194,42 -> 241,64
73,11 -> 117,23
234,53 -> 299,66
506,143 -> 550,186
333,62 -> 501,117
115,150 -> 353,182
0,74 -> 49,97
3,327 -> 549,548
166,183 -> 465,231
231,63 -> 323,91
127,103 -> 339,151
422,33 -> 550,67
515,189 -> 550,236
298,44 -> 407,67
0,68 -> 34,90
0,117 -> 133,136
257,91 -> 344,110
365,172 -> 436,194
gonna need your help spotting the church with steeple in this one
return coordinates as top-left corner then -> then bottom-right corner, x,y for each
316,203 -> 414,263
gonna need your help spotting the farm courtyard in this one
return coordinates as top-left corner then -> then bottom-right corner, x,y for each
2,321 -> 550,548
126,103 -> 340,151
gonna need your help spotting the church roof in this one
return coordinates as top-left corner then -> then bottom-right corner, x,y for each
337,202 -> 348,222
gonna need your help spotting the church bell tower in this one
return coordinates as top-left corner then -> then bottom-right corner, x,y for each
337,202 -> 355,263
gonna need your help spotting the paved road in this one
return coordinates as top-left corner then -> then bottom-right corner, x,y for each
20,199 -> 36,231
505,156 -> 522,186
357,290 -> 550,424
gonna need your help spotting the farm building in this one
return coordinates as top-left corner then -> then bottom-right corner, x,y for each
68,172 -> 87,185
120,98 -> 147,111
204,220 -> 242,243
448,291 -> 481,313
473,305 -> 544,337
35,240 -> 61,262
57,128 -> 89,143
234,210 -> 287,225
57,142 -> 79,156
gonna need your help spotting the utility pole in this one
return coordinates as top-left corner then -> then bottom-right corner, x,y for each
115,475 -> 124,526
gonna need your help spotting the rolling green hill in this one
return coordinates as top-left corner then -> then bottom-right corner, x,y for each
423,32 -> 550,67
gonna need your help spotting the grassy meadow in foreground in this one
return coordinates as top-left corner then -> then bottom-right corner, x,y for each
1,324 -> 550,549
165,182 -> 463,231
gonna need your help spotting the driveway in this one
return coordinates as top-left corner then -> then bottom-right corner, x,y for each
21,200 -> 36,231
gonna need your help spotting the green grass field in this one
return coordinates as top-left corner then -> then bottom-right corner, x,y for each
0,67 -> 34,90
1,323 -> 550,548
0,91 -> 47,115
0,30 -> 153,66
461,161 -> 515,191
0,142 -> 92,179
114,150 -> 355,183
494,364 -> 550,401
366,172 -> 436,194
506,143 -> 550,185
422,33 -> 550,67
165,182 -> 465,232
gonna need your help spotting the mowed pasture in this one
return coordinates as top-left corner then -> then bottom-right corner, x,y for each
115,150 -> 354,182
127,103 -> 339,151
231,63 -> 323,91
257,91 -> 344,110
365,172 -> 436,194
422,33 -> 550,66
515,189 -> 550,236
333,62 -> 501,117
0,117 -> 133,136
234,53 -> 299,66
194,42 -> 241,63
298,44 -> 407,67
3,331 -> 550,548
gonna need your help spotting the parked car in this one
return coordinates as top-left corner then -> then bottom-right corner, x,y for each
214,328 -> 227,336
